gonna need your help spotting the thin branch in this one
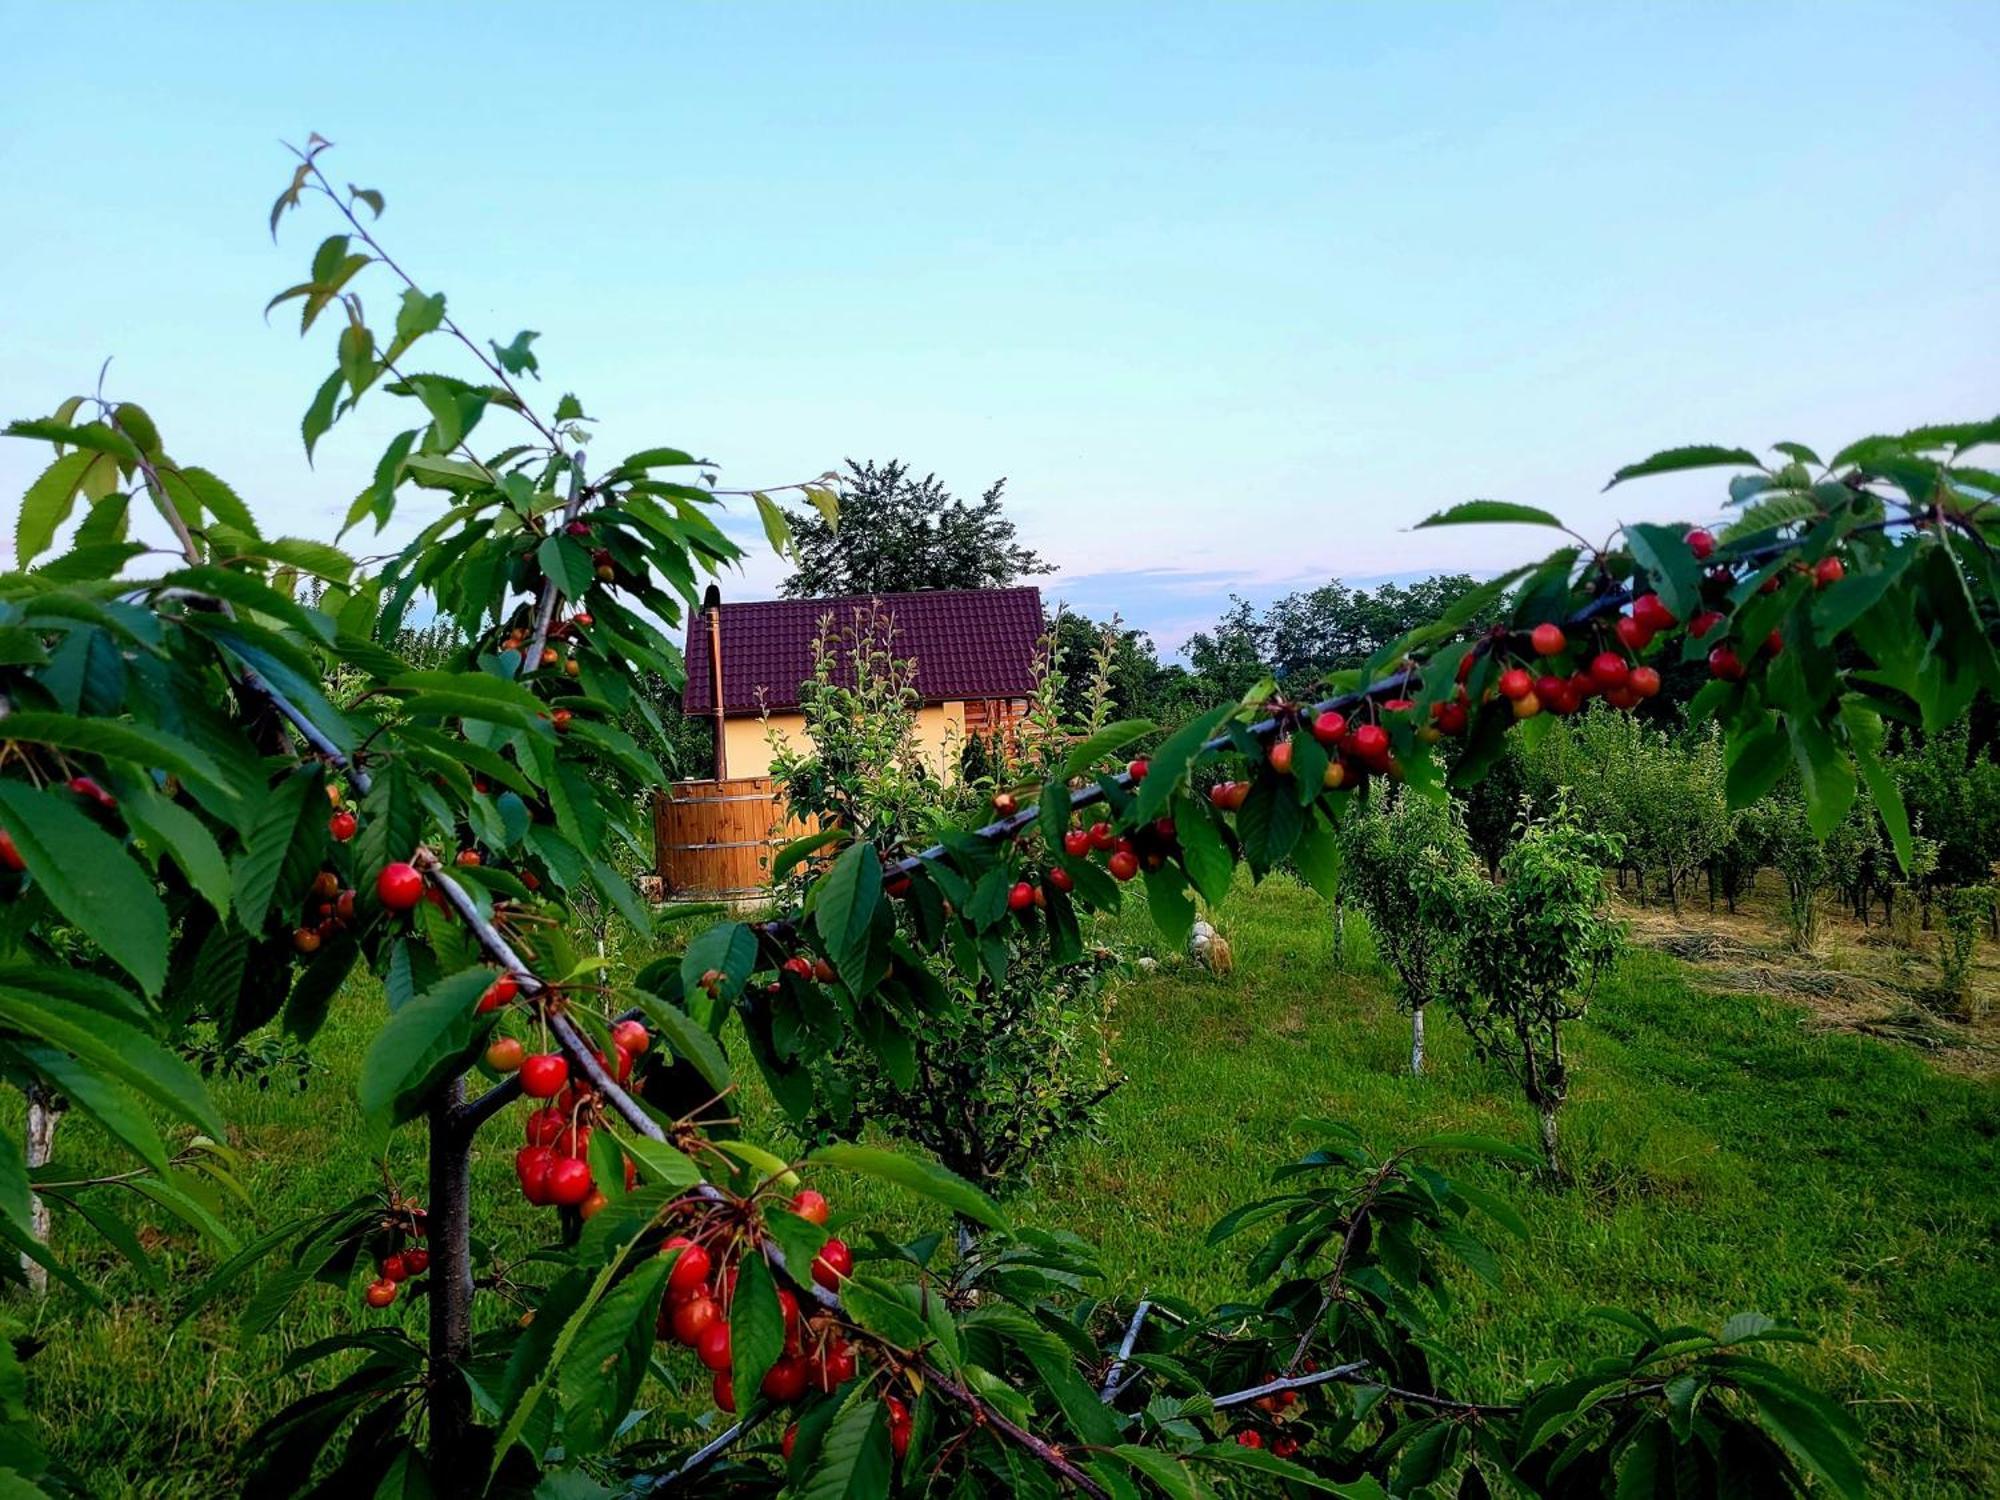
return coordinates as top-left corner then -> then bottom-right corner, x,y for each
923,1363 -> 1109,1498
519,449 -> 589,682
639,1415 -> 760,1493
1100,1299 -> 1152,1401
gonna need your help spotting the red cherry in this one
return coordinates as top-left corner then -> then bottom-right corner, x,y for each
552,1122 -> 592,1160
761,1355 -> 809,1403
782,1424 -> 798,1460
1268,740 -> 1295,776
782,955 -> 814,980
1814,556 -> 1845,588
515,1146 -> 556,1205
519,1053 -> 567,1098
1432,700 -> 1468,736
1629,666 -> 1662,698
672,1295 -> 719,1347
1765,627 -> 1785,656
1690,610 -> 1725,639
1614,615 -> 1653,651
1589,652 -> 1630,691
790,1189 -> 831,1225
1708,646 -> 1746,681
1530,623 -> 1566,656
329,811 -> 357,842
478,974 -> 519,1013
1087,822 -> 1115,851
376,861 -> 424,911
811,1340 -> 858,1392
696,1320 -> 733,1372
1311,709 -> 1348,744
886,1394 -> 912,1457
778,1288 -> 802,1349
0,830 -> 21,873
1685,528 -> 1717,561
1272,1435 -> 1300,1459
364,1277 -> 397,1308
1007,881 -> 1034,912
990,791 -> 1017,817
485,1037 -> 524,1072
403,1248 -> 430,1275
611,1019 -> 649,1055
1604,686 -> 1640,710
1548,682 -> 1583,716
664,1238 -> 713,1297
712,1369 -> 736,1412
1046,865 -> 1074,893
1126,758 -> 1149,782
1062,828 -> 1090,857
1633,593 -> 1678,632
1498,667 -> 1533,701
1107,850 -> 1139,882
812,1237 -> 853,1289
1534,674 -> 1567,705
1568,669 -> 1597,700
1236,1429 -> 1264,1449
382,1252 -> 408,1282
1349,724 -> 1390,765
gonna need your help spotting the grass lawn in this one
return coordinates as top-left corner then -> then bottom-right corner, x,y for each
18,874 -> 1998,1495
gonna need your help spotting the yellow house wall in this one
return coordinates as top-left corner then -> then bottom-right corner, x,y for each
718,702 -> 968,781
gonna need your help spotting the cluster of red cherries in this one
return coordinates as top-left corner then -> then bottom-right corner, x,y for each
291,868 -> 361,954
654,1189 -> 908,1456
360,1206 -> 430,1309
497,1016 -> 653,1217
995,759 -> 1169,909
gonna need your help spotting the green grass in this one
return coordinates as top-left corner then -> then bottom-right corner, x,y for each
19,875 -> 1999,1495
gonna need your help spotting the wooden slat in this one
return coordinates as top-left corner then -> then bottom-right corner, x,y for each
654,777 -> 819,898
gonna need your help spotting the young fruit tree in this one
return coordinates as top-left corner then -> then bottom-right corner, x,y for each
1337,787 -> 1486,1073
2,138 -> 1986,1495
1449,803 -> 1624,1177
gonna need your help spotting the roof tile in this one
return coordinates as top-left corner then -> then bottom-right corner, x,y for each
683,586 -> 1044,715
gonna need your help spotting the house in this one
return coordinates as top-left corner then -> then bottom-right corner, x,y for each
681,585 -> 1045,781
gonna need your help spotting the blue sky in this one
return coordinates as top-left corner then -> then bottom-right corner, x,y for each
4,2 -> 1996,654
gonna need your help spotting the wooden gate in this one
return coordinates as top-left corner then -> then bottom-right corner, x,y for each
653,778 -> 817,900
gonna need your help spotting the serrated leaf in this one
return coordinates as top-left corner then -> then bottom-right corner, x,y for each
1061,719 -> 1157,780
806,1142 -> 1007,1230
1605,444 -> 1762,489
0,782 -> 168,994
814,843 -> 881,991
16,449 -> 93,565
557,1256 -> 670,1455
230,770 -> 321,934
1173,797 -> 1234,905
355,968 -> 492,1136
730,1250 -> 785,1417
1416,500 -> 1566,529
1133,704 -> 1232,822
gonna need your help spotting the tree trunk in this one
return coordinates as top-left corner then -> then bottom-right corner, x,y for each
1537,1103 -> 1561,1181
1330,886 -> 1345,970
1665,869 -> 1680,918
21,1085 -> 59,1296
1409,1005 -> 1425,1077
428,1080 -> 475,1486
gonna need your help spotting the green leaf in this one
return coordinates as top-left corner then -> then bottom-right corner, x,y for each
1772,441 -> 1821,467
22,1043 -> 169,1171
1142,862 -> 1196,947
230,770 -> 321,934
0,711 -> 234,801
0,782 -> 168,995
355,969 -> 492,1137
1061,719 -> 1158,780
1787,716 -> 1856,838
557,1256 -> 670,1456
302,370 -> 342,461
806,1142 -> 1008,1230
16,449 -> 93,565
814,843 -> 882,991
1416,500 -> 1567,529
772,827 -> 848,882
1729,1370 -> 1867,1500
1840,698 -> 1913,873
614,446 -> 701,474
0,980 -> 221,1136
619,1133 -> 705,1193
1623,521 -> 1705,626
730,1250 -> 786,1417
634,995 -> 733,1096
1191,1439 -> 1361,1492
4,418 -> 140,465
488,330 -> 540,377
753,491 -> 794,560
1290,807 -> 1340,899
172,466 -> 260,538
1723,721 -> 1789,810
797,1391 -> 892,1500
1605,444 -> 1762,489
1173,797 -> 1235,906
1133,704 -> 1232,823
122,785 -> 232,918
536,534 -> 589,600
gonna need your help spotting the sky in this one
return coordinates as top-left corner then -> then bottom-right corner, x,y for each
4,2 -> 1996,655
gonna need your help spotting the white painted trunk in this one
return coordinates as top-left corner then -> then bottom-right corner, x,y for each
1409,1006 -> 1426,1076
22,1087 -> 59,1296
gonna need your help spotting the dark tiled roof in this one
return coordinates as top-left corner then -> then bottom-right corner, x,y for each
683,586 -> 1044,715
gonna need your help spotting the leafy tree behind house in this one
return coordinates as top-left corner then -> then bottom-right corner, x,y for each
780,458 -> 1051,597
